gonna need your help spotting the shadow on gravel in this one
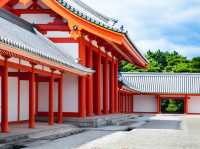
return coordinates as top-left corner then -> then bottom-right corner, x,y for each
138,120 -> 182,130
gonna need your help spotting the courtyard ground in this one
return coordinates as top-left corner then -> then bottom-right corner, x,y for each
22,114 -> 200,149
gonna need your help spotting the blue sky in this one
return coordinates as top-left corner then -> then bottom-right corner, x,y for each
83,0 -> 200,58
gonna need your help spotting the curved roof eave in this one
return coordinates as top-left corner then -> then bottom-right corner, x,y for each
0,0 -> 148,67
42,0 -> 148,67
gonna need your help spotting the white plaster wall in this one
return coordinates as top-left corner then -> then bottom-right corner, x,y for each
56,43 -> 79,60
101,64 -> 103,111
20,81 -> 29,120
20,14 -> 55,24
188,96 -> 200,113
54,82 -> 58,112
45,31 -> 70,38
8,77 -> 18,122
38,82 -> 49,112
133,95 -> 157,112
63,73 -> 78,112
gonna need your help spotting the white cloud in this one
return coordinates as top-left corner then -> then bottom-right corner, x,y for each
83,0 -> 200,57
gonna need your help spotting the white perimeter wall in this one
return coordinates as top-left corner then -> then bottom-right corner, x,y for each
133,95 -> 157,113
56,43 -> 79,60
20,80 -> 29,120
63,73 -> 79,112
188,96 -> 200,113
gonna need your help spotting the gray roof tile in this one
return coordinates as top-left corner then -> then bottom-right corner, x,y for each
0,9 -> 94,74
120,72 -> 200,94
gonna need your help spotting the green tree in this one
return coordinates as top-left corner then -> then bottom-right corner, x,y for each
119,50 -> 200,73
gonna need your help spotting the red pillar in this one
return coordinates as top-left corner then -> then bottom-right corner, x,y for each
95,53 -> 101,115
132,95 -> 134,113
58,76 -> 63,124
49,75 -> 54,125
103,58 -> 108,114
184,95 -> 188,114
114,62 -> 119,113
29,65 -> 36,128
79,38 -> 86,118
157,95 -> 161,113
86,46 -> 93,116
1,57 -> 9,132
110,61 -> 115,113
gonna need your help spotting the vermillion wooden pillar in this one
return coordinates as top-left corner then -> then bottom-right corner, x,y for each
132,95 -> 134,113
110,61 -> 115,113
157,95 -> 161,113
79,38 -> 86,118
94,52 -> 101,115
49,75 -> 54,125
1,57 -> 9,132
114,62 -> 119,113
103,58 -> 108,114
184,95 -> 188,114
29,65 -> 36,128
86,46 -> 93,116
58,76 -> 63,124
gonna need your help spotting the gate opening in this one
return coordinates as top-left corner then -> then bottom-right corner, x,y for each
160,97 -> 184,114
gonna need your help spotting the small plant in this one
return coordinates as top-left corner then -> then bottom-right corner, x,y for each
166,99 -> 178,112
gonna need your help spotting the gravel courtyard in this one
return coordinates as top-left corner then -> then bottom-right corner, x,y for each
26,115 -> 200,149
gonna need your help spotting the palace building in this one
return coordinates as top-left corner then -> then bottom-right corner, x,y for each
119,73 -> 200,115
0,0 -> 147,132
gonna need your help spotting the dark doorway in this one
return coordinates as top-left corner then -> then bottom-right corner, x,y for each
161,98 -> 184,114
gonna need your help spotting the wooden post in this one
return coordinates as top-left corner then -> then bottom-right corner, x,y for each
184,95 -> 188,114
79,38 -> 87,118
1,57 -> 9,132
96,53 -> 101,115
29,65 -> 36,128
86,46 -> 93,116
157,95 -> 161,113
110,61 -> 115,113
103,58 -> 108,114
115,62 -> 119,113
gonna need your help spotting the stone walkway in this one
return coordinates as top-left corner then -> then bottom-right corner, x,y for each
24,115 -> 200,149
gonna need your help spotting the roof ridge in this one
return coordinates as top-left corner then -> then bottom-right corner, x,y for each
73,0 -> 117,24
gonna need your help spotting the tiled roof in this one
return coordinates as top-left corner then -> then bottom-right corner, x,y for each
120,72 -> 200,94
0,9 -> 93,74
57,0 -> 125,33
56,0 -> 148,65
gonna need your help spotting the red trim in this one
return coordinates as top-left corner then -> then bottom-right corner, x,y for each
37,112 -> 80,117
49,38 -> 78,43
133,112 -> 157,114
9,120 -> 28,124
36,24 -> 70,31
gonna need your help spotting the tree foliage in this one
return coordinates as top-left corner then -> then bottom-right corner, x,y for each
119,50 -> 200,73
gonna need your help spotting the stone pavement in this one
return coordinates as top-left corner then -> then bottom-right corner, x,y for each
77,115 -> 200,149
